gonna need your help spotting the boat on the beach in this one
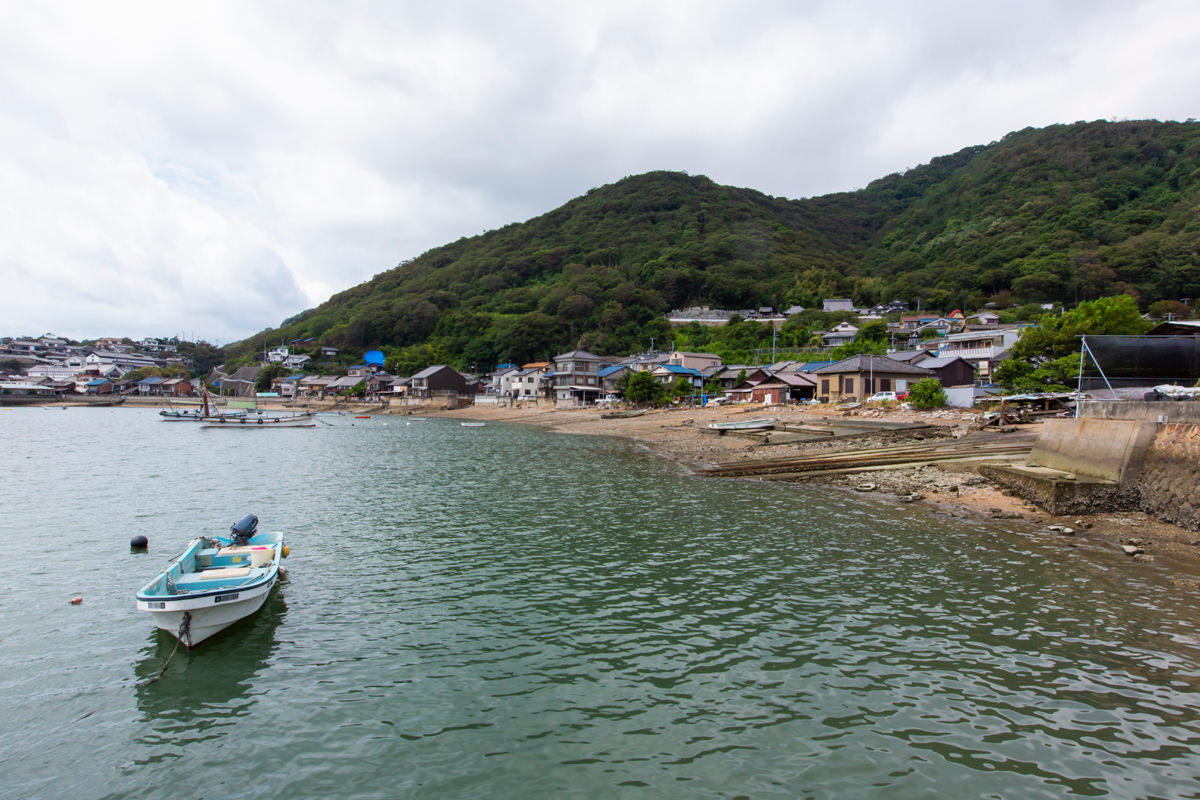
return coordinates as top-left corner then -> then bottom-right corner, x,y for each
201,414 -> 314,429
707,417 -> 777,431
354,415 -> 371,419
460,421 -> 485,428
600,409 -> 647,419
135,515 -> 285,647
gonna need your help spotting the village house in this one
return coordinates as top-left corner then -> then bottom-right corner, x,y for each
284,353 -> 311,370
365,373 -> 397,400
822,298 -> 855,312
811,355 -> 934,403
298,375 -> 338,399
136,376 -> 168,396
747,372 -> 816,404
162,378 -> 195,397
821,322 -> 860,348
934,327 -> 1023,383
666,351 -> 722,372
552,350 -> 607,404
913,355 -> 975,387
409,365 -> 470,398
501,364 -> 550,398
650,364 -> 704,390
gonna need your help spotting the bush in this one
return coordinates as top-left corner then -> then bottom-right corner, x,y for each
907,378 -> 947,409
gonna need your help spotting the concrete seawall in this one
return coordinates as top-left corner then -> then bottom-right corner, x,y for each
1139,423 -> 1200,529
983,413 -> 1200,529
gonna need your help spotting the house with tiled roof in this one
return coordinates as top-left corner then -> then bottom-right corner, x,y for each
810,355 -> 934,403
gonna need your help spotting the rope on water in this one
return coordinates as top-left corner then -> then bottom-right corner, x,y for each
142,612 -> 190,686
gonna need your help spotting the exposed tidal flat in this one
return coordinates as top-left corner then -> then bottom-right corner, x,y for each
2,409 -> 1200,798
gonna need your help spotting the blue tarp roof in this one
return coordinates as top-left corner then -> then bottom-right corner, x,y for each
136,376 -> 167,385
85,378 -> 109,385
658,364 -> 702,376
799,360 -> 837,372
598,364 -> 629,378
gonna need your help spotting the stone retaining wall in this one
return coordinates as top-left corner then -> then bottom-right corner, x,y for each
1138,423 -> 1200,530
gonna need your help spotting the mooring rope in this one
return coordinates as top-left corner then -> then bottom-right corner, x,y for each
142,612 -> 190,686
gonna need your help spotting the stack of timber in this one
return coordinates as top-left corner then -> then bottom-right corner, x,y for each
698,433 -> 1035,481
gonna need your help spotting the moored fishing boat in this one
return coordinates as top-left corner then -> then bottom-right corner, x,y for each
135,515 -> 286,646
460,421 -> 485,427
201,414 -> 314,428
160,390 -> 249,422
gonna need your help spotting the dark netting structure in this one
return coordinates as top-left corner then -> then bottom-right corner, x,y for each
1082,335 -> 1200,388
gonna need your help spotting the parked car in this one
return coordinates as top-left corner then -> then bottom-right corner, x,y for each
867,391 -> 899,403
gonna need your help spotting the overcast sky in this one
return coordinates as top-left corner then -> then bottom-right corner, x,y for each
3,1 -> 1197,343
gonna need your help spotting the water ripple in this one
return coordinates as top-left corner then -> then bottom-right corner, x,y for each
1,410 -> 1199,798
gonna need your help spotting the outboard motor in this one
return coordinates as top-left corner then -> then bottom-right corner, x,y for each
230,514 -> 258,546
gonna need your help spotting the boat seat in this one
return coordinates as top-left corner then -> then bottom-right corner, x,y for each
195,567 -> 252,579
217,546 -> 254,556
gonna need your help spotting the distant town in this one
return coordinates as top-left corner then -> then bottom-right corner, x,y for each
2,296 -> 1193,409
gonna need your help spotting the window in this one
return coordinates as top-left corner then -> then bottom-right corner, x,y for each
844,378 -> 854,395
880,378 -> 891,391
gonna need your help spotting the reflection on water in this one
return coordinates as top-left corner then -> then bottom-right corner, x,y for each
134,588 -> 287,723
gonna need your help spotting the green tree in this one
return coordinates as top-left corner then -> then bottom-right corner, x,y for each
255,363 -> 287,392
908,378 -> 947,409
619,370 -> 667,405
1011,295 -> 1151,362
669,376 -> 693,400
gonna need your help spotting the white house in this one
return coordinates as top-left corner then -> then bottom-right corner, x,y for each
935,327 -> 1023,382
821,322 -> 860,348
500,366 -> 547,398
267,346 -> 289,363
283,353 -> 311,369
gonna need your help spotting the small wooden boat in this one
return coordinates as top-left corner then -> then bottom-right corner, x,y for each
201,414 -> 315,429
135,515 -> 285,646
707,417 -> 777,431
600,409 -> 646,419
354,415 -> 371,419
460,421 -> 485,428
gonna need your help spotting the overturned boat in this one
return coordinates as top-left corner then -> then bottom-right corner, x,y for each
135,515 -> 286,646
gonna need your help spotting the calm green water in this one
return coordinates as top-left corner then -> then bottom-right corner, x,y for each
2,408 -> 1200,798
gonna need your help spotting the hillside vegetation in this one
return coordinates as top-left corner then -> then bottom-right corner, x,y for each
227,120 -> 1200,370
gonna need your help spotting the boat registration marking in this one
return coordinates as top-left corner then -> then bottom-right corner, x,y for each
213,592 -> 240,603
148,601 -> 166,609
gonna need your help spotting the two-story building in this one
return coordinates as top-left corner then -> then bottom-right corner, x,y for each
552,350 -> 606,404
666,351 -> 722,372
934,327 -> 1023,383
409,365 -> 470,398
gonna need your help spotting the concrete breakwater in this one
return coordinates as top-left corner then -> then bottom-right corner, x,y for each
983,404 -> 1200,529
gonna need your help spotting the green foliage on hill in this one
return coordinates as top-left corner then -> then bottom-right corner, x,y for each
226,120 -> 1200,372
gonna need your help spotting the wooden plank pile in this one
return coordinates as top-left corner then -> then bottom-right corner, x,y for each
697,435 -> 1034,480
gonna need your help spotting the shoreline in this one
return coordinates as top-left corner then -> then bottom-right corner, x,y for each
425,402 -> 1200,576
27,397 -> 1200,575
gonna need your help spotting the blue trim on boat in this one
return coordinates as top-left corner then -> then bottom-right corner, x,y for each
135,572 -> 274,603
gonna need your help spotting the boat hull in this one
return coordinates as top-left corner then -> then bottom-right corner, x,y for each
137,575 -> 277,645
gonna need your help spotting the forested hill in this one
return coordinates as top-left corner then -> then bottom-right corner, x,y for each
227,120 -> 1200,369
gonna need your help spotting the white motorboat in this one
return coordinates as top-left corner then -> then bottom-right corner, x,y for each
135,515 -> 286,646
